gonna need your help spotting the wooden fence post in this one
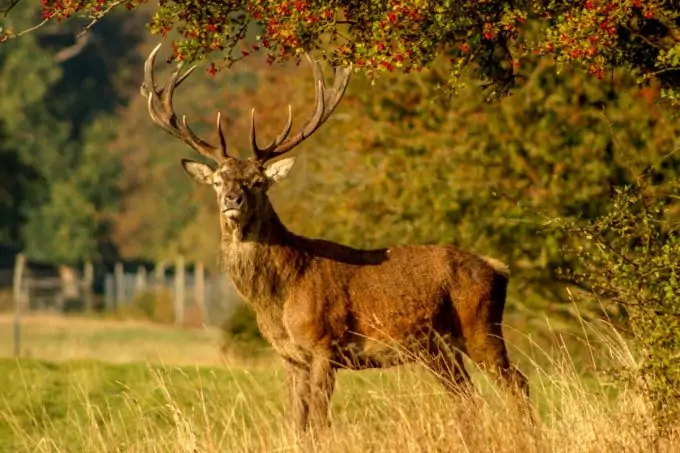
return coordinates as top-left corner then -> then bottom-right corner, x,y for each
13,253 -> 26,358
114,262 -> 124,308
83,261 -> 94,312
194,261 -> 205,324
174,256 -> 185,326
154,261 -> 167,292
135,265 -> 148,297
104,273 -> 114,311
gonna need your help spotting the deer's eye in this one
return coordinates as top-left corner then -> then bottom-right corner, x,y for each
213,180 -> 222,188
252,180 -> 265,189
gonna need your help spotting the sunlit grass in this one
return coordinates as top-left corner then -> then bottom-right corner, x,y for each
0,313 -> 227,366
0,313 -> 677,452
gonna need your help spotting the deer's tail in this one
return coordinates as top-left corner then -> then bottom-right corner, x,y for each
481,256 -> 510,279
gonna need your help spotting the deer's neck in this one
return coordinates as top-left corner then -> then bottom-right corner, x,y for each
220,203 -> 305,309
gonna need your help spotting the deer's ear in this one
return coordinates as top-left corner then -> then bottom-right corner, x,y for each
181,159 -> 214,185
264,157 -> 296,183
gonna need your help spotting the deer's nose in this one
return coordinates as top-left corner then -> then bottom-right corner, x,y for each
223,193 -> 244,210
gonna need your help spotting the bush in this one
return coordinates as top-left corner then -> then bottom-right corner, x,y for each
220,303 -> 267,357
112,289 -> 175,324
0,289 -> 13,312
557,177 -> 680,432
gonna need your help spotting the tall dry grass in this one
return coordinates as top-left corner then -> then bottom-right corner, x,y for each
1,317 -> 677,453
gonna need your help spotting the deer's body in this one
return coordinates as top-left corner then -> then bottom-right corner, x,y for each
223,209 -> 509,371
141,43 -> 530,432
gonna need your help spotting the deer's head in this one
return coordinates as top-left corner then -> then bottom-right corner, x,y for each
140,43 -> 352,234
180,157 -> 295,231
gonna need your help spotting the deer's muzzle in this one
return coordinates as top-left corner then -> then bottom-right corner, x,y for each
221,193 -> 245,219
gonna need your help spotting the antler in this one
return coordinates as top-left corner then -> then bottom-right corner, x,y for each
250,55 -> 353,164
141,43 -> 231,163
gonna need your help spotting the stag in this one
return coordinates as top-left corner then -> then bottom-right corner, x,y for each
141,43 -> 529,432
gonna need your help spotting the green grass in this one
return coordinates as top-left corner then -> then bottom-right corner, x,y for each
0,314 -> 227,366
0,358 -> 282,452
0,353 -> 664,452
0,358 -> 480,451
0,314 -> 674,452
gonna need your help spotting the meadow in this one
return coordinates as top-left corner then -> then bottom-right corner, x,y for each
0,312 -> 674,453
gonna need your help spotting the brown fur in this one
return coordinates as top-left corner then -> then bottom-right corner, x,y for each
188,158 -> 529,432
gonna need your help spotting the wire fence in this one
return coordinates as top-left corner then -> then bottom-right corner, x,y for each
6,254 -> 243,330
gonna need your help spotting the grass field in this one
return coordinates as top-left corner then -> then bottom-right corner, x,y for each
0,314 -> 226,366
0,313 -> 675,452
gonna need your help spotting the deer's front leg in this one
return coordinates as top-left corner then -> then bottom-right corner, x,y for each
284,361 -> 311,432
308,356 -> 336,431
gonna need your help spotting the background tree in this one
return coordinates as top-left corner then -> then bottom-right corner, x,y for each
0,2 -> 69,256
102,43 -> 680,309
0,1 -> 144,264
2,0 -> 677,306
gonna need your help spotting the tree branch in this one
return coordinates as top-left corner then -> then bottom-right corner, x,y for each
76,0 -> 127,37
625,11 -> 680,51
12,18 -> 50,38
53,34 -> 91,63
0,0 -> 22,17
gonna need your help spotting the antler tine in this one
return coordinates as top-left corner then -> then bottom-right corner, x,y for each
140,42 -> 162,98
250,104 -> 294,161
216,112 -> 229,159
141,44 -> 198,99
322,65 -> 353,121
302,78 -> 327,137
174,64 -> 197,90
251,53 -> 352,163
161,61 -> 187,108
141,42 -> 231,163
250,109 -> 264,160
272,105 -> 294,147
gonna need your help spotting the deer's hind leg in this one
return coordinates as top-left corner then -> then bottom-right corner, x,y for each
427,345 -> 474,397
463,325 -> 535,428
464,325 -> 528,399
460,298 -> 535,427
461,271 -> 529,401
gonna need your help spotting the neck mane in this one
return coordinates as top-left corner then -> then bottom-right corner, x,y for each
219,201 -> 306,307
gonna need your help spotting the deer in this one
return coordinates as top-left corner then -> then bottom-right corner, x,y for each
140,43 -> 530,432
